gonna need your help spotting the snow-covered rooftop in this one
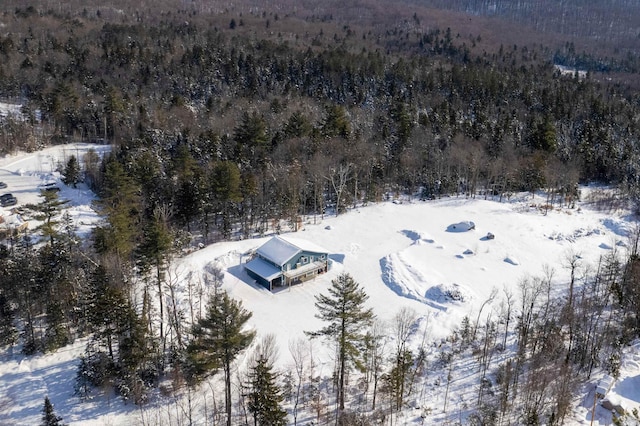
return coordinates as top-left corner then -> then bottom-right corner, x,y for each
256,235 -> 328,266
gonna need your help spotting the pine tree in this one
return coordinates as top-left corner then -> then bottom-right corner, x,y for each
306,272 -> 374,412
209,161 -> 242,238
29,190 -> 69,245
93,158 -> 141,260
0,291 -> 17,346
187,289 -> 255,426
62,155 -> 80,188
41,396 -> 65,426
233,111 -> 268,167
86,265 -> 130,360
137,207 -> 172,357
247,356 -> 288,426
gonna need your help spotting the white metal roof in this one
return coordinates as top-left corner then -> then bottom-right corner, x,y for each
245,257 -> 282,281
256,236 -> 301,266
256,235 -> 329,266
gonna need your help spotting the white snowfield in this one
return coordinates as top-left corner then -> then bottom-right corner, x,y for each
0,143 -> 110,238
0,144 -> 637,425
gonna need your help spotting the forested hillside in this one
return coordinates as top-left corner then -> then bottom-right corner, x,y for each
1,1 -> 640,424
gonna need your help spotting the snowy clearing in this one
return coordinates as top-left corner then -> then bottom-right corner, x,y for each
0,145 -> 637,425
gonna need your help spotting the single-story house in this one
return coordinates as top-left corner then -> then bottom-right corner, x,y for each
244,235 -> 330,291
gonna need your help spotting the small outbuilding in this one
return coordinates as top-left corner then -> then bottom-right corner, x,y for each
244,235 -> 330,291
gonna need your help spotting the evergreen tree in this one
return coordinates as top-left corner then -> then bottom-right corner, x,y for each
86,265 -> 130,360
41,396 -> 65,426
233,111 -> 269,167
306,272 -> 374,412
137,207 -> 172,355
62,155 -> 80,188
320,104 -> 351,139
93,158 -> 141,260
0,291 -> 17,346
247,356 -> 288,426
209,161 -> 242,238
172,145 -> 204,230
187,289 -> 255,426
38,242 -> 75,352
29,190 -> 69,245
44,298 -> 69,352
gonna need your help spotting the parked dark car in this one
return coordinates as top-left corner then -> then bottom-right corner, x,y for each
0,182 -> 7,189
39,182 -> 60,192
0,195 -> 17,207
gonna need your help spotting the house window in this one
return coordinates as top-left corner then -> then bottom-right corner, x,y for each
300,256 -> 308,265
320,254 -> 325,260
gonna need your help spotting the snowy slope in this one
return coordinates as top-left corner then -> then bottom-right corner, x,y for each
0,145 -> 637,424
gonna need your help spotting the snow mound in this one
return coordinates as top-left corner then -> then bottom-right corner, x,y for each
463,249 -> 474,255
446,221 -> 475,232
601,217 -> 632,237
504,256 -> 520,265
425,283 -> 469,303
380,253 -> 446,311
599,242 -> 613,250
380,252 -> 428,302
548,227 -> 603,242
211,251 -> 241,268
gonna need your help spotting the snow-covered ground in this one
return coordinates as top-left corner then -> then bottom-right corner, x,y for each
0,143 -> 110,238
0,145 -> 638,425
0,102 -> 23,120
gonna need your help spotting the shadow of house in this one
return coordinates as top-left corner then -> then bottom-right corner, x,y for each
244,235 -> 330,291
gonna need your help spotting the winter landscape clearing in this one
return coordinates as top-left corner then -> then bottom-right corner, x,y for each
0,145 -> 638,425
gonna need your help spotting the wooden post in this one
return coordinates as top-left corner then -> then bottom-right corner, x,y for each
590,387 -> 596,426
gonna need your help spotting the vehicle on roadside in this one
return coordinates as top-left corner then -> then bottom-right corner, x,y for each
38,182 -> 60,192
0,193 -> 17,207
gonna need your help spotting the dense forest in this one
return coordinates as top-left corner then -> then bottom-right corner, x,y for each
1,0 -> 640,424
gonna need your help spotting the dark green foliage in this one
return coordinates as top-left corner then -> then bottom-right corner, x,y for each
284,111 -> 313,138
320,105 -> 351,139
247,357 -> 288,426
385,349 -> 413,411
86,266 -> 130,353
0,4 -> 639,420
62,155 -> 81,188
44,299 -> 70,352
77,264 -> 155,403
187,289 -> 255,425
137,209 -> 172,275
234,112 -> 269,167
0,291 -> 17,346
93,158 -> 141,259
28,190 -> 69,246
621,254 -> 640,335
209,161 -> 242,238
74,347 -> 115,398
41,396 -> 66,426
307,273 -> 374,411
